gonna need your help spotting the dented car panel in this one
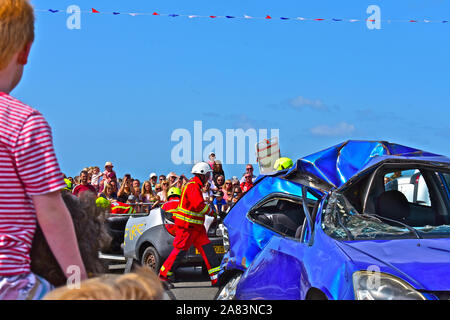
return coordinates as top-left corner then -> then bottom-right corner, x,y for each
220,173 -> 321,272
220,175 -> 312,272
235,222 -> 356,300
286,140 -> 449,189
220,140 -> 450,300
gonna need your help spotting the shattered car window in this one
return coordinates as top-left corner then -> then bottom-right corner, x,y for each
322,193 -> 450,240
322,193 -> 413,240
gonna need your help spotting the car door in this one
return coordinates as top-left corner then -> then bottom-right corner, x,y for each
236,193 -> 316,300
236,232 -> 308,300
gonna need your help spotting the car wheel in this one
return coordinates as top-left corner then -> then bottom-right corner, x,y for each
141,246 -> 161,273
214,272 -> 242,300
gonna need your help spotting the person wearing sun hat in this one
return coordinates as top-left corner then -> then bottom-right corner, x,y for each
167,172 -> 179,188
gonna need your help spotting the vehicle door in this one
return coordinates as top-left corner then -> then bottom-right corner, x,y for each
236,190 -> 318,300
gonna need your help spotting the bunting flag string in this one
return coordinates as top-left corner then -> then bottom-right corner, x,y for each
36,8 -> 450,24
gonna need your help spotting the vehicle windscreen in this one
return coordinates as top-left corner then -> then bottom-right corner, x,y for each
322,168 -> 450,240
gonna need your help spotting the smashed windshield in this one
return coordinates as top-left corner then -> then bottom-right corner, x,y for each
322,193 -> 450,240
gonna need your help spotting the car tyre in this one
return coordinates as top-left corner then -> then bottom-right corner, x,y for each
214,272 -> 242,300
141,246 -> 161,273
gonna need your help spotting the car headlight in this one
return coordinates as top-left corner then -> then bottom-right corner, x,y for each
353,271 -> 426,300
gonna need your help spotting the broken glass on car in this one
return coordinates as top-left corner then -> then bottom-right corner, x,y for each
322,193 -> 450,240
322,168 -> 450,240
322,193 -> 420,240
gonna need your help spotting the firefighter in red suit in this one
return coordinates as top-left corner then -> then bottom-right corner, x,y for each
161,187 -> 182,212
161,187 -> 182,236
159,162 -> 220,288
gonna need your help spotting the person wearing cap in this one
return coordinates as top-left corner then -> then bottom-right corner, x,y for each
207,152 -> 216,169
273,157 -> 294,171
213,191 -> 228,216
159,162 -> 220,288
149,173 -> 157,188
127,194 -> 137,204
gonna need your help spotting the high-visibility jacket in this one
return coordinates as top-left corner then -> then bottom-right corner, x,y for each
173,176 -> 215,228
110,201 -> 136,214
161,197 -> 180,213
63,178 -> 73,191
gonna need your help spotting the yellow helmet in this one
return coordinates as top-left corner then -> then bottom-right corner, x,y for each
274,157 -> 294,171
167,187 -> 182,199
96,197 -> 111,209
63,178 -> 73,191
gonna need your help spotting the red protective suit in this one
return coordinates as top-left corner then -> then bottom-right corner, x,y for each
159,176 -> 220,285
161,197 -> 180,236
110,201 -> 136,214
161,197 -> 180,212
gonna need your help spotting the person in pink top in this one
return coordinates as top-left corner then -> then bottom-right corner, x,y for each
0,0 -> 87,300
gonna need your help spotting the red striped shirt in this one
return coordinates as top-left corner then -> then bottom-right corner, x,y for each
0,92 -> 66,276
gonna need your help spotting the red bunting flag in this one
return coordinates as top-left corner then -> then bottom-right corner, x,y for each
210,15 -> 217,18
92,8 -> 100,13
314,18 -> 325,21
265,15 -> 272,19
152,12 -> 159,16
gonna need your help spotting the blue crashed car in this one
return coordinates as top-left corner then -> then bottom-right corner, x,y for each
216,140 -> 450,300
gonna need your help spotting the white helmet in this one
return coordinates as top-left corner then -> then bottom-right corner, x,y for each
191,162 -> 212,175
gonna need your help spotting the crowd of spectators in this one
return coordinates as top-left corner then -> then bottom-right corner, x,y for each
64,153 -> 256,216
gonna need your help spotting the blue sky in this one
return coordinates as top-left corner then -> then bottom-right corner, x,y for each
12,0 -> 450,182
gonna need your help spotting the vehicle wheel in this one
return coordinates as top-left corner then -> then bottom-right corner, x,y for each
141,246 -> 161,273
214,272 -> 242,300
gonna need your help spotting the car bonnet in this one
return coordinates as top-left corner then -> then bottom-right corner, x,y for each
336,238 -> 450,291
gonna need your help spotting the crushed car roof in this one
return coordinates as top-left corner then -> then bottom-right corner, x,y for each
286,140 -> 450,189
